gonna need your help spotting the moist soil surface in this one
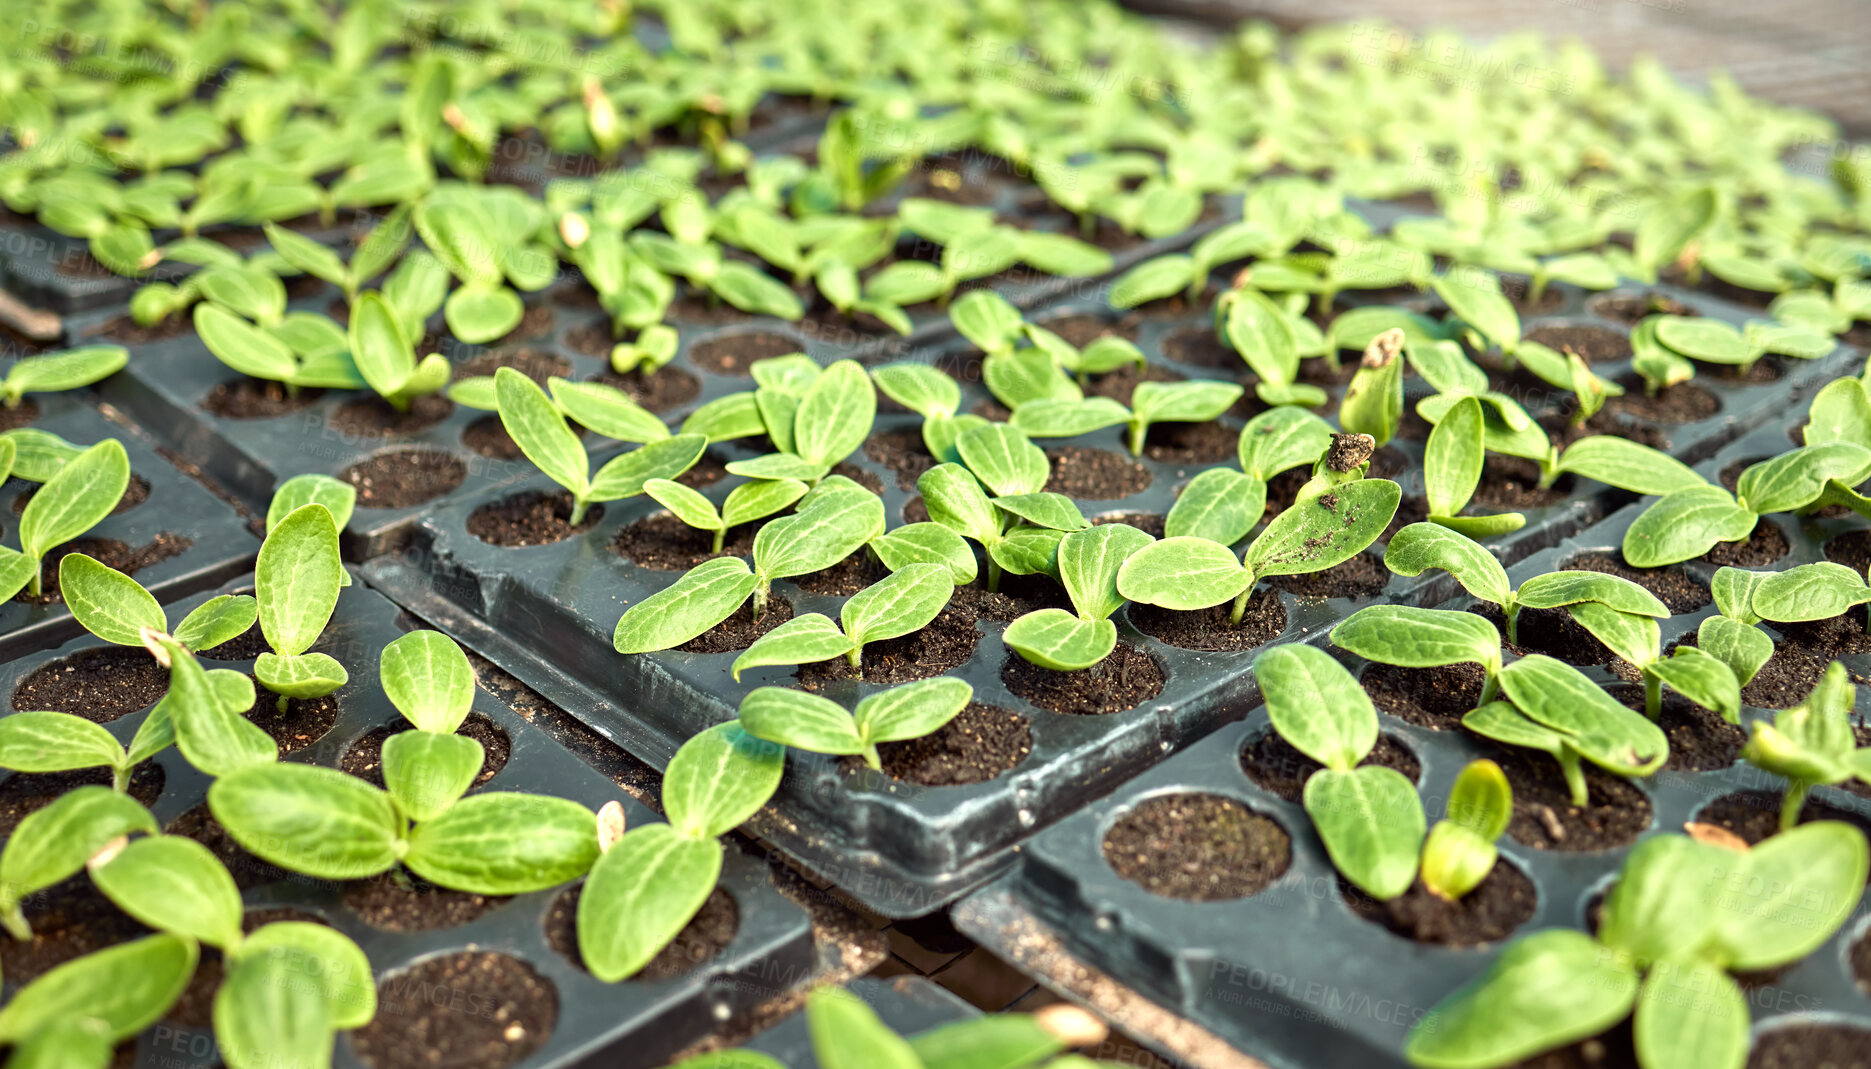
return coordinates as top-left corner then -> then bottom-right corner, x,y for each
1773,606 -> 1871,660
1473,603 -> 1611,666
1733,640 -> 1831,709
1240,731 -> 1421,804
0,399 -> 37,432
1493,747 -> 1652,851
1523,323 -> 1632,363
1140,419 -> 1239,464
1264,550 -> 1391,599
1746,1025 -> 1871,1069
342,871 -> 510,931
244,688 -> 341,756
341,713 -> 511,789
350,951 -> 555,1069
329,394 -> 454,438
467,490 -> 603,547
0,875 -> 150,994
1045,446 -> 1152,499
0,764 -> 163,838
851,702 -> 1032,786
947,574 -> 1074,623
1127,595 -> 1285,653
1102,792 -> 1291,901
1469,456 -> 1570,509
686,331 -> 800,375
12,646 -> 169,720
613,510 -> 759,570
16,535 -> 192,606
1341,861 -> 1538,946
199,621 -> 272,661
1361,662 -> 1487,731
1605,686 -> 1744,771
863,428 -> 939,491
1160,324 -> 1234,368
1606,381 -> 1719,425
589,366 -> 704,412
796,606 -> 979,689
340,449 -> 467,508
674,598 -> 795,654
1002,643 -> 1164,714
85,311 -> 194,345
546,885 -> 738,982
1561,553 -> 1712,613
1081,362 -> 1182,407
167,803 -> 290,890
1694,790 -> 1871,850
1700,519 -> 1789,567
203,378 -> 325,419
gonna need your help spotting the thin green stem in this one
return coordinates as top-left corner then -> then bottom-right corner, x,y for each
0,904 -> 30,942
1503,601 -> 1521,647
1559,751 -> 1588,808
1127,420 -> 1145,457
1781,780 -> 1812,833
568,497 -> 589,527
1228,581 -> 1255,626
276,693 -> 290,715
845,646 -> 862,668
111,763 -> 129,793
751,583 -> 769,619
26,563 -> 40,599
1478,670 -> 1500,707
1644,672 -> 1662,720
711,527 -> 726,554
985,557 -> 1003,594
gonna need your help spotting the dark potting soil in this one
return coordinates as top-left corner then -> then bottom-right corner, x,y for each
1141,419 -> 1238,464
789,549 -> 889,597
1543,409 -> 1669,454
947,574 -> 1074,623
1523,323 -> 1631,364
1828,529 -> 1871,573
350,951 -> 555,1069
452,347 -> 571,385
12,646 -> 168,720
16,534 -> 192,605
1773,607 -> 1871,659
544,884 -> 737,982
1701,518 -> 1790,568
796,605 -> 979,689
1590,292 -> 1693,326
1492,747 -> 1651,851
589,366 -> 703,412
1036,313 -> 1139,347
1081,362 -> 1182,407
85,310 -> 194,345
11,474 -> 150,516
1001,643 -> 1164,715
1470,455 -> 1570,509
612,510 -> 758,571
167,907 -> 327,1028
329,394 -> 455,438
461,416 -> 525,460
1604,685 -> 1743,771
340,712 -> 511,789
0,763 -> 163,838
1045,446 -> 1152,499
863,428 -> 939,491
1736,642 -> 1832,709
827,461 -> 884,495
1101,792 -> 1291,901
1091,511 -> 1166,538
342,871 -> 510,932
675,450 -> 728,489
1239,731 -> 1421,804
1606,381 -> 1719,425
0,399 -> 38,432
861,702 -> 1032,786
1852,934 -> 1871,999
1695,791 -> 1871,854
1502,1022 -> 1641,1069
1340,861 -> 1538,946
467,490 -> 602,547
1747,1025 -> 1871,1069
1126,595 -> 1285,653
674,598 -> 795,655
198,621 -> 270,661
666,290 -> 758,328
1160,325 -> 1234,369
167,803 -> 289,890
1264,550 -> 1390,599
686,331 -> 800,375
1501,277 -> 1566,317
1361,662 -> 1487,731
202,378 -> 324,419
0,875 -> 149,994
340,449 -> 468,508
1472,603 -> 1611,667
1384,495 -> 1430,542
242,687 -> 340,756
1562,552 -> 1711,614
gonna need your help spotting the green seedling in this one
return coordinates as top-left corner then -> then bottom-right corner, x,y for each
1331,605 -> 1504,706
613,477 -> 885,651
731,563 -> 954,676
495,367 -> 706,525
261,207 -> 411,301
347,291 -> 450,412
1338,329 -> 1405,446
1420,760 -> 1512,902
0,786 -> 156,939
1257,645 -> 1425,900
451,373 -> 674,446
1651,313 -> 1836,376
1741,662 -> 1871,831
576,724 -> 782,981
645,477 -> 809,555
1562,601 -> 1740,720
1107,219 -> 1277,306
865,200 -> 1108,311
1752,561 -> 1871,635
376,630 -> 490,821
1462,655 -> 1668,807
1116,476 -> 1400,625
59,553 -> 256,659
0,934 -> 199,1063
1408,822 -> 1867,1069
1694,567 -> 1775,687
1217,282 -> 1329,407
737,677 -> 973,769
869,362 -> 984,463
194,302 -> 364,396
560,220 -> 676,337
1420,395 -> 1525,537
0,347 -> 127,408
252,503 -> 348,713
1162,407 -> 1334,545
724,358 -> 876,483
0,438 -> 130,600
1003,523 -> 1155,671
1026,323 -> 1148,387
1009,378 -> 1245,457
917,424 -> 1093,589
1623,441 -> 1871,565
415,184 -> 558,343
1383,523 -> 1669,644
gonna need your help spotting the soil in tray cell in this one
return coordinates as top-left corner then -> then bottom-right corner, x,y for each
1101,792 -> 1291,901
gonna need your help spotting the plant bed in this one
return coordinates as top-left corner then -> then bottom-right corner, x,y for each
0,577 -> 817,1069
0,394 -> 256,662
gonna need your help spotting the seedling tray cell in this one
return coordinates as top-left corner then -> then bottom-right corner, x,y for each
0,578 -> 817,1069
0,392 -> 256,663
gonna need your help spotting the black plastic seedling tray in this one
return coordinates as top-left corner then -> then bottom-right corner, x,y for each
734,976 -> 976,1066
0,392 -> 256,663
955,467 -> 1871,1069
0,578 -> 817,1069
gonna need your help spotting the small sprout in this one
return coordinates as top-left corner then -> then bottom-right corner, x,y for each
1420,760 -> 1512,901
1218,284 -> 1328,407
1421,395 -> 1525,537
1742,662 -> 1871,831
609,324 -> 679,376
0,785 -> 156,940
1331,605 -> 1503,705
1163,407 -> 1333,545
724,358 -> 876,483
252,504 -> 349,713
1383,523 -> 1668,645
1256,645 -> 1424,900
1461,655 -> 1668,807
0,438 -> 130,600
263,207 -> 411,301
195,303 -> 364,397
60,553 -> 257,662
731,562 -> 954,676
1695,568 -> 1775,686
0,346 -> 128,408
1563,602 -> 1740,720
1004,524 -> 1154,671
737,677 -> 972,768
1624,441 -> 1871,565
919,423 -> 1089,591
1338,328 -> 1404,446
645,477 -> 809,554
1012,379 -> 1244,456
